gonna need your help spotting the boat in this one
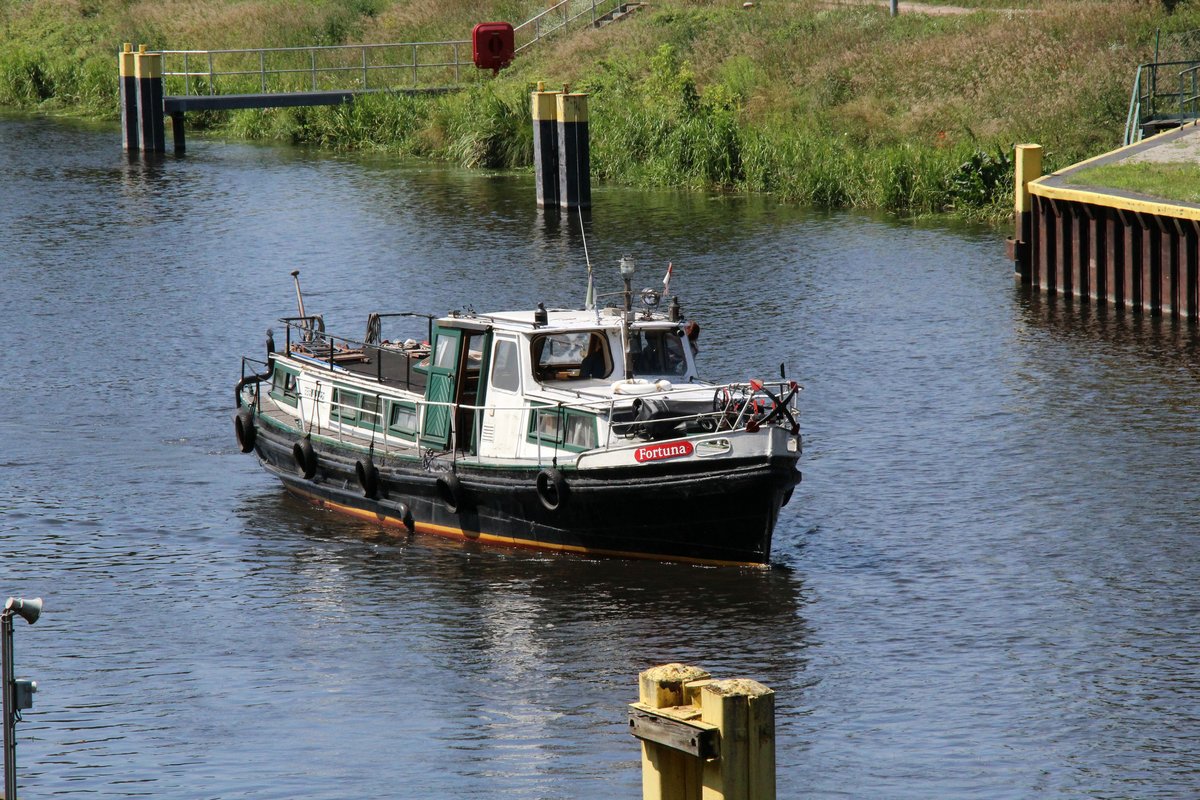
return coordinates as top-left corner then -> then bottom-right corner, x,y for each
233,261 -> 801,566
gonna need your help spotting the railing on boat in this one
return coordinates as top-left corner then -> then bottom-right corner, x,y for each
241,319 -> 801,466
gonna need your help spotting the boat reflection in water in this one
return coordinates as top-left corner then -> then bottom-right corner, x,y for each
232,488 -> 810,796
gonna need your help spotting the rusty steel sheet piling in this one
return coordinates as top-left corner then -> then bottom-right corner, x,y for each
1010,131 -> 1200,321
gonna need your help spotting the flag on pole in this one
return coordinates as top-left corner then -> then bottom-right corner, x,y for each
662,262 -> 673,297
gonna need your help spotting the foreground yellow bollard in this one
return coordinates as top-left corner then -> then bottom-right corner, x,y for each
629,664 -> 775,800
698,679 -> 775,800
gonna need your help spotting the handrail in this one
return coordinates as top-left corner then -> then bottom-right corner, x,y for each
514,0 -> 626,54
1124,59 -> 1200,144
161,40 -> 471,96
1180,64 -> 1200,127
162,0 -> 636,97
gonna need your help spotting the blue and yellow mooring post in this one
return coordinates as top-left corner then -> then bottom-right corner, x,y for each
118,44 -> 139,151
628,664 -> 776,800
532,81 -> 560,209
556,87 -> 591,210
1008,143 -> 1042,283
133,45 -> 165,153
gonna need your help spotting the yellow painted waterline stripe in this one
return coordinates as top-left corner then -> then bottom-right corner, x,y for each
287,486 -> 767,569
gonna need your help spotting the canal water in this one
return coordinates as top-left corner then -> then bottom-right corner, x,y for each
2,114 -> 1199,798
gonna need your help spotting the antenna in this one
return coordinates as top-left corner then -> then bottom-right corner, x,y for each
578,207 -> 599,321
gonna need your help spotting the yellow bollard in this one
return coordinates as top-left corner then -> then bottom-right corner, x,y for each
133,48 -> 165,153
118,44 -> 138,150
556,90 -> 590,210
698,679 -> 775,800
629,665 -> 775,800
1009,143 -> 1043,282
532,83 -> 560,208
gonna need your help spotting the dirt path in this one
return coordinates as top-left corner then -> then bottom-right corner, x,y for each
823,0 -> 1023,15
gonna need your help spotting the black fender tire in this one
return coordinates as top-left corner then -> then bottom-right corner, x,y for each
436,473 -> 464,513
356,457 -> 380,499
536,468 -> 569,512
293,438 -> 317,479
234,408 -> 256,453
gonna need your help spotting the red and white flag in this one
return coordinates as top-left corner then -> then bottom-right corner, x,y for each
662,262 -> 673,297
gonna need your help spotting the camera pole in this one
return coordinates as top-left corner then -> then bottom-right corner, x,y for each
3,598 -> 41,800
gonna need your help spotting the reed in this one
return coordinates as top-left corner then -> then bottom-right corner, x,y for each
3,0 -> 1199,220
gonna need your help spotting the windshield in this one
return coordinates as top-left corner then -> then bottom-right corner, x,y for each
632,328 -> 690,377
532,331 -> 613,381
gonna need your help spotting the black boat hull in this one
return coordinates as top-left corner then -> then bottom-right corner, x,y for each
252,424 -> 799,566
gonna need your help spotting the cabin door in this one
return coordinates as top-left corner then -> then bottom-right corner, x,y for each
420,326 -> 462,450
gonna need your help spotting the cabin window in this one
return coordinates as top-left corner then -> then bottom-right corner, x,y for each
388,401 -> 418,440
531,331 -> 612,381
331,388 -> 361,424
633,329 -> 688,376
528,406 -> 598,451
491,340 -> 521,392
434,334 -> 457,369
270,367 -> 299,407
358,393 -> 383,430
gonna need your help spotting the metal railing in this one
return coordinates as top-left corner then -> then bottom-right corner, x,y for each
162,0 -> 636,97
514,0 -> 629,54
1124,60 -> 1200,145
162,40 -> 472,97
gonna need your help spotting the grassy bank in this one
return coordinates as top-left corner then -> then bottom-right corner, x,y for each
3,0 -> 1199,220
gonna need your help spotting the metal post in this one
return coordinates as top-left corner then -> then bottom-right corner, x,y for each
1,597 -> 39,800
411,44 -> 417,86
311,49 -> 317,90
207,51 -> 214,95
260,51 -> 266,92
891,0 -> 899,14
2,611 -> 15,800
362,47 -> 368,89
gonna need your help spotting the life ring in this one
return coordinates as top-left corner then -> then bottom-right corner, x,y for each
293,438 -> 317,479
436,473 -> 465,513
612,379 -> 667,395
536,468 -> 569,512
355,456 -> 380,499
234,408 -> 256,453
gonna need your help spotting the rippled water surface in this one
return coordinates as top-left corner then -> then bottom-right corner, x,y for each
2,115 -> 1200,798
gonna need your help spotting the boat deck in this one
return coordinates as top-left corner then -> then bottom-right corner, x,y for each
290,342 -> 429,394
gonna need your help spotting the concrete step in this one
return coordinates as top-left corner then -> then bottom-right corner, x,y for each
594,3 -> 647,27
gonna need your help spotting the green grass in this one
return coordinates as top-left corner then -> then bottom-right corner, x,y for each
1066,161 -> 1200,205
3,0 -> 1200,221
